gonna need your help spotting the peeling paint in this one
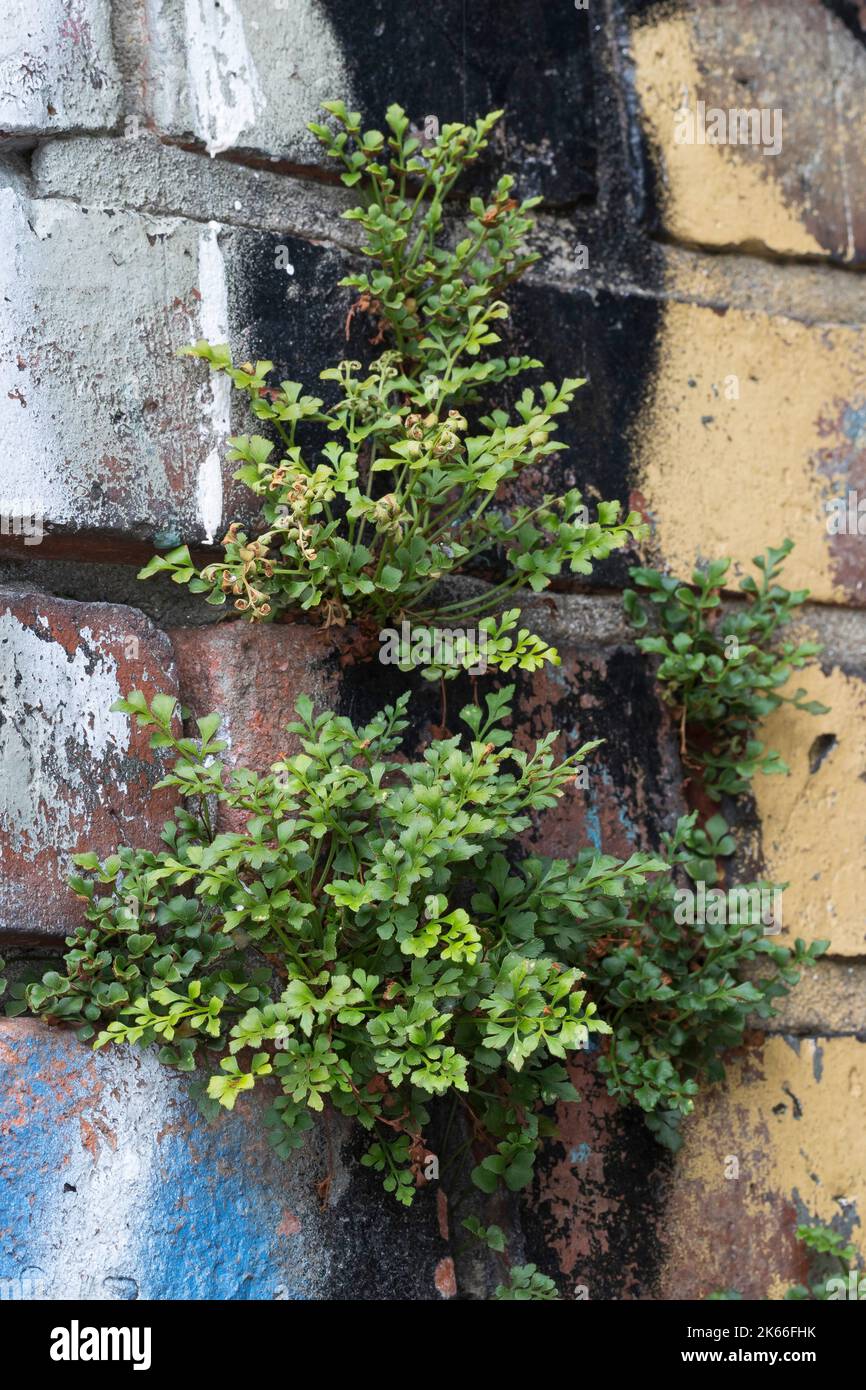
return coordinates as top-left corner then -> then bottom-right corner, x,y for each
661,1036 -> 866,1298
634,297 -> 866,605
752,662 -> 866,955
629,3 -> 866,263
0,1021 -> 327,1298
523,1052 -> 671,1300
0,594 -> 178,937
0,1019 -> 449,1299
0,610 -> 129,857
434,1256 -> 456,1298
0,0 -> 120,134
630,11 -> 822,258
195,223 -> 229,543
0,187 -> 233,542
145,0 -> 349,165
182,0 -> 265,157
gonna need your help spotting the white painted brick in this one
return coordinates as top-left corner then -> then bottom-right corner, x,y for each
143,0 -> 349,160
0,0 -> 121,138
0,182 -> 238,541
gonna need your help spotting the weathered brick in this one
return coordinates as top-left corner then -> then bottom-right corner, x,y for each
521,1049 -> 674,1301
141,0 -> 348,163
0,182 -> 347,546
512,644 -> 686,860
0,184 -> 225,545
2,0 -> 862,1306
748,657 -> 866,957
506,645 -> 687,1300
520,1032 -> 866,1300
0,1017 -> 449,1299
0,0 -> 121,139
31,133 -> 358,244
314,0 -> 599,205
16,158 -> 866,612
631,298 -> 866,606
169,619 -> 344,772
141,0 -> 598,202
658,1035 -> 866,1299
755,959 -> 866,1037
169,617 -> 685,868
627,0 -> 866,265
500,279 -> 663,591
0,592 -> 178,939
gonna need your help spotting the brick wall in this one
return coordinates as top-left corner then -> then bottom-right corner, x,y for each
1,0 -> 864,1300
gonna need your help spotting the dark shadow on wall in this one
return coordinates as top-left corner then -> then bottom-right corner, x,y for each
521,1074 -> 675,1300
227,229 -> 350,394
503,282 -> 664,589
319,0 -> 598,206
820,0 -> 866,47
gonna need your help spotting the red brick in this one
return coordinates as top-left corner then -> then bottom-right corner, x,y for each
514,645 -> 686,861
0,591 -> 179,940
168,619 -> 346,772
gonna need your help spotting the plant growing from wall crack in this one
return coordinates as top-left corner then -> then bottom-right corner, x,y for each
139,103 -> 645,676
708,1222 -> 861,1301
625,540 -> 828,799
4,685 -> 824,1206
2,99 -> 835,1289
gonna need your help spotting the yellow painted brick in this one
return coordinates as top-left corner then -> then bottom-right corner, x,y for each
752,663 -> 866,956
633,298 -> 866,605
630,4 -> 866,262
660,1035 -> 866,1299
